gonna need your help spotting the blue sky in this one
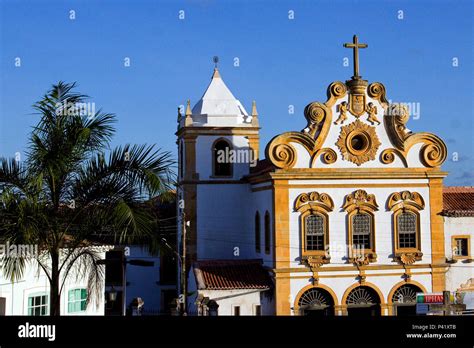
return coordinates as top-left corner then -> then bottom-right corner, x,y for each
0,0 -> 472,185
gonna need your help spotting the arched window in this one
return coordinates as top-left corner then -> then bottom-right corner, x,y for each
294,191 -> 334,264
305,214 -> 326,251
255,212 -> 261,253
388,191 -> 424,263
397,212 -> 417,249
342,190 -> 378,263
351,213 -> 372,250
264,211 -> 271,254
392,284 -> 423,316
213,139 -> 232,177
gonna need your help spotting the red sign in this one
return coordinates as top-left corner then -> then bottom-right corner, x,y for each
417,293 -> 444,304
424,295 -> 443,303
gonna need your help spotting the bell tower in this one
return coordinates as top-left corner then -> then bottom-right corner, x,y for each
176,62 -> 260,271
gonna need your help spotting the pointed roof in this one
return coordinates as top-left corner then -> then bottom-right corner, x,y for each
191,68 -> 248,116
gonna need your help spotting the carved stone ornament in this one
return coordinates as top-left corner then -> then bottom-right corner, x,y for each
395,252 -> 423,265
348,253 -> 377,266
342,189 -> 379,213
294,191 -> 334,212
265,37 -> 447,170
302,255 -> 330,269
388,191 -> 425,211
336,119 -> 381,166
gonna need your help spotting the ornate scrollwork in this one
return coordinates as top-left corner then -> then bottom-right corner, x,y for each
336,119 -> 381,166
311,148 -> 337,167
367,82 -> 389,108
420,142 -> 447,168
326,81 -> 347,106
380,148 -> 408,167
267,141 -> 297,169
388,191 -> 425,211
295,191 -> 334,212
304,102 -> 330,137
343,189 -> 379,212
384,100 -> 447,168
265,81 -> 346,169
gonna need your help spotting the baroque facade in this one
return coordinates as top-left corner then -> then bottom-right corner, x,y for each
177,36 -> 473,316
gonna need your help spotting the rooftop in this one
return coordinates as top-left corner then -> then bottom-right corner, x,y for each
193,259 -> 273,290
442,186 -> 474,217
191,68 -> 248,116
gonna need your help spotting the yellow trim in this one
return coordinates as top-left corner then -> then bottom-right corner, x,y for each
272,263 -> 444,273
429,178 -> 446,291
342,190 -> 378,263
299,210 -> 329,258
451,235 -> 471,260
247,135 -> 260,161
278,271 -> 433,280
273,180 -> 291,315
392,208 -> 422,258
176,127 -> 260,137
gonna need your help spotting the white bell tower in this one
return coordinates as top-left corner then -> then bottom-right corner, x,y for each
176,61 -> 260,269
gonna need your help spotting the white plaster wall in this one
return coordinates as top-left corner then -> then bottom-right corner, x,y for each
0,249 -> 107,315
196,135 -> 252,180
199,289 -> 272,316
287,183 -> 432,267
249,188 -> 274,267
197,184 -> 253,259
444,217 -> 474,292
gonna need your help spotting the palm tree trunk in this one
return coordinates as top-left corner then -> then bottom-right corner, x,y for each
50,250 -> 61,316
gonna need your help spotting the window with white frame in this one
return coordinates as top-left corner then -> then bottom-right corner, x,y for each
27,294 -> 48,316
68,288 -> 87,313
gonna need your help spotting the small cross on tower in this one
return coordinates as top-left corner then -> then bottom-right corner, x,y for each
344,35 -> 368,80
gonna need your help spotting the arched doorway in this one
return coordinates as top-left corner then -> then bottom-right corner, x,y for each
298,287 -> 335,316
346,286 -> 381,316
391,284 -> 422,316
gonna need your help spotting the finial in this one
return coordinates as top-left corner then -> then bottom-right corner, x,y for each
251,100 -> 259,127
185,100 -> 192,116
251,100 -> 258,116
184,100 -> 193,127
212,56 -> 221,78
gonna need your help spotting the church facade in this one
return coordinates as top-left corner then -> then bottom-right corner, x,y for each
176,37 -> 473,316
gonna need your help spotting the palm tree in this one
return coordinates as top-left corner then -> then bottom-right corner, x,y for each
0,82 -> 174,315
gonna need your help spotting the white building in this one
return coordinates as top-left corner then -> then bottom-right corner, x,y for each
0,246 -> 109,315
177,37 -> 473,316
443,187 -> 474,309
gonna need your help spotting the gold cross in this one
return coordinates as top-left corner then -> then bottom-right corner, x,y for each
344,35 -> 368,79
